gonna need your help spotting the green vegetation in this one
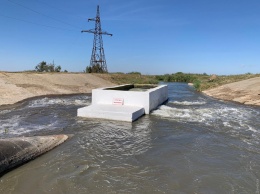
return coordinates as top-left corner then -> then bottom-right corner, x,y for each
127,71 -> 142,75
32,62 -> 260,92
193,79 -> 202,91
156,72 -> 198,83
35,61 -> 62,72
197,73 -> 260,91
85,64 -> 107,73
95,72 -> 159,85
153,72 -> 259,91
97,72 -> 260,92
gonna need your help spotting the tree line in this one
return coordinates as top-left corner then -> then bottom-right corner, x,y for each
155,72 -> 205,83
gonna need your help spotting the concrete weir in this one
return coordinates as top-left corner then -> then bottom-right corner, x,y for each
0,135 -> 68,175
78,84 -> 168,122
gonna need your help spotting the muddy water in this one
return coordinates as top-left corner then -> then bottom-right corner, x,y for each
0,83 -> 259,194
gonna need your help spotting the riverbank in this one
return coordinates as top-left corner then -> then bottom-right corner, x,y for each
0,72 -> 259,106
203,77 -> 260,106
0,72 -> 114,106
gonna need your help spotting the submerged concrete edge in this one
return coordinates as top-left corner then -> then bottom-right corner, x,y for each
0,134 -> 68,175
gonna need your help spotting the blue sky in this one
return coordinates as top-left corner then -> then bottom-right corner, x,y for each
0,0 -> 259,75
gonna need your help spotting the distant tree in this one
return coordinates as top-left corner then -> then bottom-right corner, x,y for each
35,61 -> 62,72
85,64 -> 106,73
48,64 -> 55,72
35,61 -> 48,72
85,66 -> 92,73
55,65 -> 61,72
175,72 -> 183,74
127,72 -> 141,75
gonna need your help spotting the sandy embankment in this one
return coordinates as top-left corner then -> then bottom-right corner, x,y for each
1,72 -> 259,106
203,77 -> 260,106
0,72 -> 114,106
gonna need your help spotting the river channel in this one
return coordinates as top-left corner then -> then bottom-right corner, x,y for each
0,83 -> 259,194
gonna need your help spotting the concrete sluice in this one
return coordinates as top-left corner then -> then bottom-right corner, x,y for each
78,84 -> 168,122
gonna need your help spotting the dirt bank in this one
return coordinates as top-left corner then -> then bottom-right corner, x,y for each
203,77 -> 260,106
1,72 -> 259,107
0,72 -> 114,106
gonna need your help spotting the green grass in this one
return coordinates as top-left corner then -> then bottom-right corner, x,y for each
95,73 -> 159,85
198,74 -> 260,91
74,72 -> 260,92
96,72 -> 260,91
6,70 -> 259,91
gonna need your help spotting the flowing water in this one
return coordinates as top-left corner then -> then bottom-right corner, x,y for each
0,83 -> 259,194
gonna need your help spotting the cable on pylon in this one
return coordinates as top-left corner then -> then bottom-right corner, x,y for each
81,5 -> 112,73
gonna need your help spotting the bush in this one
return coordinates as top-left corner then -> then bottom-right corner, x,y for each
85,64 -> 107,73
158,73 -> 196,83
127,72 -> 141,75
35,61 -> 62,72
193,79 -> 201,91
163,75 -> 171,82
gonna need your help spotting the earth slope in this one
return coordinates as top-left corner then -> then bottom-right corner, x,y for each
203,77 -> 260,106
0,72 -> 114,106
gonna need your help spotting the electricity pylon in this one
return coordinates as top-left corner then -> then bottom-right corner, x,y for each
81,5 -> 112,73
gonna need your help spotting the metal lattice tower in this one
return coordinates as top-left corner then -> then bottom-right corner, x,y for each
81,5 -> 112,73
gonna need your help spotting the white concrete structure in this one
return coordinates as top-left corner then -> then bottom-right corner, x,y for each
77,84 -> 168,122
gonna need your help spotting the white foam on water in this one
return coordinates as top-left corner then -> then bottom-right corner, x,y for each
169,100 -> 206,105
223,121 -> 233,128
152,105 -> 259,134
152,105 -> 213,123
28,96 -> 90,108
0,115 -> 21,128
0,113 -> 62,137
247,126 -> 258,133
0,109 -> 13,115
0,115 -> 23,136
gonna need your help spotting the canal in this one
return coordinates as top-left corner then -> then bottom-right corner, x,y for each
0,83 -> 259,193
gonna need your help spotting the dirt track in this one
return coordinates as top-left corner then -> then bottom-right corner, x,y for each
203,77 -> 260,106
0,72 -> 114,106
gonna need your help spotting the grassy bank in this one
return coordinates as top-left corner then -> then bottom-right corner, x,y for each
8,71 -> 259,92
96,72 -> 260,92
194,73 -> 260,91
95,73 -> 159,85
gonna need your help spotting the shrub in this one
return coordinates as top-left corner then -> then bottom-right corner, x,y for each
193,79 -> 201,91
35,61 -> 62,72
127,71 -> 141,75
85,64 -> 107,73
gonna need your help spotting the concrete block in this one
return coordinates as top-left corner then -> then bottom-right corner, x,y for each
77,84 -> 168,122
77,104 -> 145,122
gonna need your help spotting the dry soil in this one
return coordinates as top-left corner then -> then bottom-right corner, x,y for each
0,72 -> 114,106
1,72 -> 259,106
203,77 -> 260,106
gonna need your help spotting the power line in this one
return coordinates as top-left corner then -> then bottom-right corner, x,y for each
82,5 -> 112,73
7,0 -> 81,30
0,13 -> 76,31
35,0 -> 86,20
